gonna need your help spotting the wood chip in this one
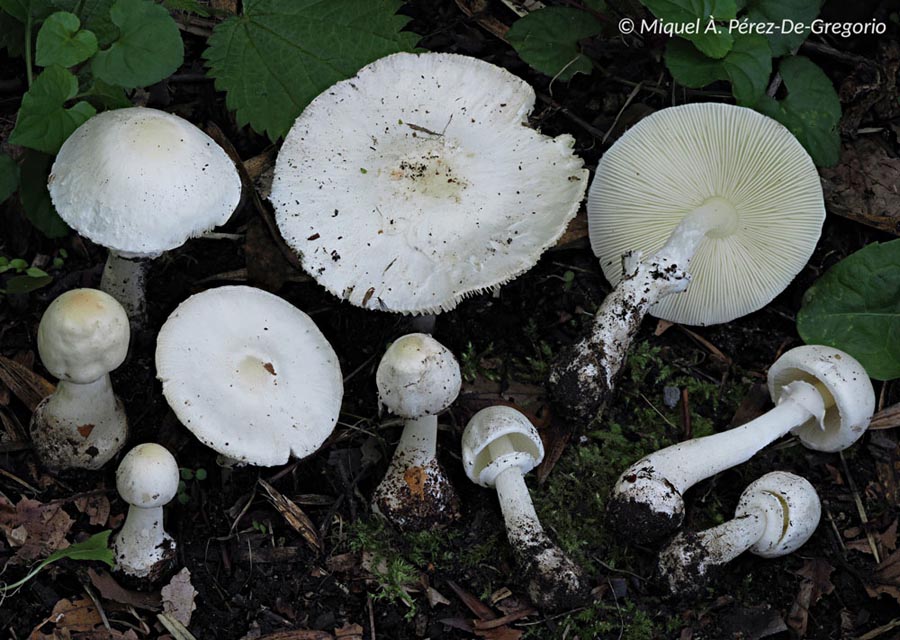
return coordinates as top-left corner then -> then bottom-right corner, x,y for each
258,479 -> 322,554
0,354 -> 55,413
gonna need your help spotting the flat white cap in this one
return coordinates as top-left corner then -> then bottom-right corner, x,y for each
38,288 -> 129,384
155,286 -> 343,466
49,107 -> 241,256
768,345 -> 874,452
116,443 -> 179,509
376,333 -> 461,419
272,52 -> 588,315
462,406 -> 544,487
589,103 -> 824,326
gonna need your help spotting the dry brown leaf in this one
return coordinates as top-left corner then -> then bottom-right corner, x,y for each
333,623 -> 363,640
88,568 -> 162,610
0,354 -> 55,413
871,402 -> 900,430
447,579 -> 497,621
257,631 -> 334,640
0,496 -> 73,564
29,597 -> 103,639
258,479 -> 322,554
75,494 -> 110,527
867,548 -> 900,602
162,568 -> 198,627
787,559 -> 835,637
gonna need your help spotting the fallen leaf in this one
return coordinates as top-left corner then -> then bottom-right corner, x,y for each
0,354 -> 55,413
162,568 -> 198,627
787,559 -> 835,637
258,479 -> 322,554
0,496 -> 73,564
88,568 -> 162,610
867,548 -> 900,603
75,494 -> 111,527
29,597 -> 103,639
334,623 -> 363,639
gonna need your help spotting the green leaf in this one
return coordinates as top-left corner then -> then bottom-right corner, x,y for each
9,66 -> 96,154
665,33 -> 770,104
204,0 -> 419,141
0,0 -> 55,22
19,151 -> 69,238
0,531 -> 113,592
744,0 -> 824,57
78,73 -> 132,109
640,0 -> 738,58
0,10 -> 25,56
25,266 -> 48,277
5,274 -> 52,293
0,154 -> 19,205
91,0 -> 183,89
754,56 -> 840,166
506,7 -> 603,81
798,240 -> 900,380
8,258 -> 27,270
52,0 -> 117,47
36,11 -> 98,67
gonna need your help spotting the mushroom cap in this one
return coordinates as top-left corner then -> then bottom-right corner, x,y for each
588,102 -> 824,326
462,406 -> 544,487
116,443 -> 179,509
271,52 -> 588,315
37,288 -> 129,384
768,345 -> 874,452
376,333 -> 461,419
49,107 -> 241,256
155,286 -> 343,466
736,471 -> 821,558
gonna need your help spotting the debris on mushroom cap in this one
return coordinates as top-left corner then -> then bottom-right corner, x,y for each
768,344 -> 875,452
49,107 -> 241,256
589,102 -> 824,326
271,52 -> 589,315
376,333 -> 461,418
155,286 -> 343,466
116,443 -> 180,509
37,288 -> 129,385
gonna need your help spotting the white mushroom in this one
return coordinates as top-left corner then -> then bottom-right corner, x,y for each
609,345 -> 873,543
271,52 -> 588,316
113,443 -> 179,579
549,103 -> 824,425
372,334 -> 461,531
659,471 -> 821,593
49,107 -> 241,324
31,288 -> 129,470
155,286 -> 343,466
462,406 -> 587,610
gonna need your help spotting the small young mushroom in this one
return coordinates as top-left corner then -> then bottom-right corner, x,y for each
462,406 -> 587,610
659,471 -> 821,594
372,333 -> 461,530
155,286 -> 343,466
113,443 -> 179,580
49,107 -> 241,325
549,103 -> 825,426
31,289 -> 129,470
609,345 -> 873,543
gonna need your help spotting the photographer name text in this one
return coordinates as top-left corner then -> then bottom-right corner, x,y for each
617,16 -> 886,37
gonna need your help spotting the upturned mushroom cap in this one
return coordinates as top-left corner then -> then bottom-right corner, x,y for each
376,334 -> 461,418
588,102 -> 824,326
271,52 -> 588,315
768,345 -> 875,452
155,286 -> 343,466
38,288 -> 129,384
736,471 -> 821,557
462,406 -> 544,487
116,444 -> 179,509
49,107 -> 241,256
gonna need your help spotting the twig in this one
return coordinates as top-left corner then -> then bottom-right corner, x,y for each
840,451 -> 880,563
367,596 -> 376,640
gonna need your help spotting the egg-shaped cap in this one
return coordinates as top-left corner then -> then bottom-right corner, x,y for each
376,333 -> 461,419
272,52 -> 588,315
116,443 -> 179,509
38,288 -> 129,384
49,107 -> 241,256
155,286 -> 343,466
462,406 -> 544,487
736,471 -> 821,558
768,345 -> 874,453
589,103 -> 824,326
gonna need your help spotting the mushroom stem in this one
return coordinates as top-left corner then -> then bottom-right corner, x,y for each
101,252 -> 149,326
548,199 -> 736,426
117,504 -> 169,561
609,380 -> 828,542
494,463 -> 543,550
391,415 -> 437,469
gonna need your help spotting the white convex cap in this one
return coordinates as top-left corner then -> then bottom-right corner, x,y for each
272,52 -> 588,315
589,103 -> 824,326
155,286 -> 343,466
376,333 -> 461,418
49,107 -> 241,256
38,288 -> 129,384
117,443 -> 179,508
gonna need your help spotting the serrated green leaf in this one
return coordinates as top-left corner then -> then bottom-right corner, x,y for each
0,154 -> 19,205
798,239 -> 900,380
754,56 -> 840,166
36,11 -> 98,67
19,151 -> 69,238
744,0 -> 823,57
204,0 -> 419,141
91,0 -> 183,89
52,0 -> 117,47
665,37 -> 726,87
9,66 -> 96,154
0,531 -> 113,592
507,7 -> 603,81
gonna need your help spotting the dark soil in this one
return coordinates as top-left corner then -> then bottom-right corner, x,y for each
2,0 -> 900,638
